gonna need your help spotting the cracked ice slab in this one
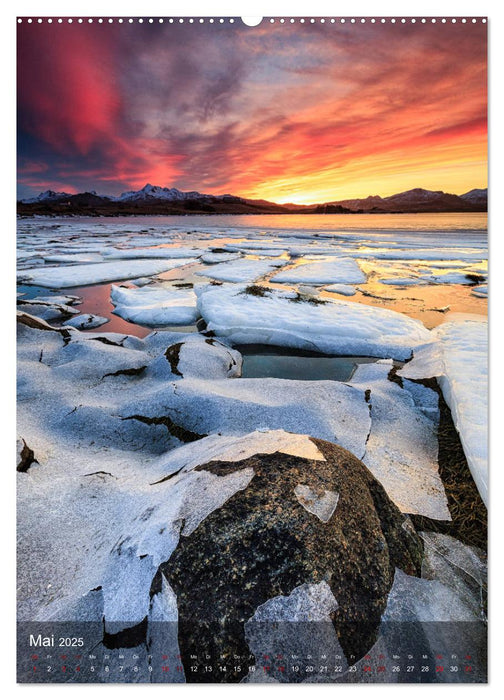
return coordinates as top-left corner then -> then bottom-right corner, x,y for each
123,375 -> 371,462
351,360 -> 449,520
197,284 -> 432,361
271,258 -> 366,285
110,284 -> 199,326
398,318 -> 488,506
17,258 -> 197,288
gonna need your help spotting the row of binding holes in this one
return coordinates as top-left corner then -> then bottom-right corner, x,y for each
18,18 -> 235,24
18,18 -> 487,24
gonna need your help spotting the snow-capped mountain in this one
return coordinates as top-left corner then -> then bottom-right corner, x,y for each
21,189 -> 73,204
113,184 -> 209,203
18,184 -> 487,213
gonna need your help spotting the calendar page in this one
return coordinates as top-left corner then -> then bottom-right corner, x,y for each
16,14 -> 488,684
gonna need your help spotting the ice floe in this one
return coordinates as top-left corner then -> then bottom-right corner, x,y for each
17,298 -> 80,322
146,334 -> 242,380
271,258 -> 366,285
398,318 -> 488,505
471,284 -> 488,298
200,252 -> 241,264
18,258 -> 197,288
324,284 -> 356,296
195,258 -> 286,283
197,284 -> 432,360
43,253 -> 105,264
102,246 -> 202,259
110,284 -> 199,326
64,314 -> 109,330
351,361 -> 449,520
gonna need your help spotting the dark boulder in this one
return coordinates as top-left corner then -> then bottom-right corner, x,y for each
154,437 -> 423,682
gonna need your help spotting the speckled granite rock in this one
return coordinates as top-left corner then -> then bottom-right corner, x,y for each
155,437 -> 423,682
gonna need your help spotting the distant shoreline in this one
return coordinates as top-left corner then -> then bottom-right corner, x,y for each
16,209 -> 488,219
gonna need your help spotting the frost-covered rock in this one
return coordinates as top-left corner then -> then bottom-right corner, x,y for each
398,319 -> 488,505
197,284 -> 432,360
159,437 -> 423,681
110,284 -> 199,326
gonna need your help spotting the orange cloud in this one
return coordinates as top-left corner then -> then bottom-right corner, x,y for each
17,20 -> 487,202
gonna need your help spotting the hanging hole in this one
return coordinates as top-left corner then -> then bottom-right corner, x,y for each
241,17 -> 263,27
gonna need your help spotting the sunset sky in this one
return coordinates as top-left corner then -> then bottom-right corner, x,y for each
17,19 -> 487,204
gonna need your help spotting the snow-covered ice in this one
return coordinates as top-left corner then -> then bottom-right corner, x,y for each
398,318 -> 488,505
271,258 -> 366,285
102,246 -> 202,259
324,284 -> 356,296
197,284 -> 432,360
18,259 -> 197,288
110,284 -> 199,326
351,361 -> 449,519
17,298 -> 80,322
195,258 -> 286,283
64,314 -> 109,330
200,252 -> 241,264
472,284 -> 488,297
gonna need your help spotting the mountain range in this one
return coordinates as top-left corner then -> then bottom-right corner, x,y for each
17,183 -> 487,216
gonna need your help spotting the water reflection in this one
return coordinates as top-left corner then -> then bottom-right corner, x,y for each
238,345 -> 381,382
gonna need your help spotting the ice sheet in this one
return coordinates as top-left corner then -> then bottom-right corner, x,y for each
352,361 -> 449,519
197,284 -> 432,360
110,284 -> 199,326
195,258 -> 286,283
398,319 -> 488,505
272,258 -> 366,285
18,259 -> 197,288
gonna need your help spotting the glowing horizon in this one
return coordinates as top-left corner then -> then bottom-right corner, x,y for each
17,20 -> 487,204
